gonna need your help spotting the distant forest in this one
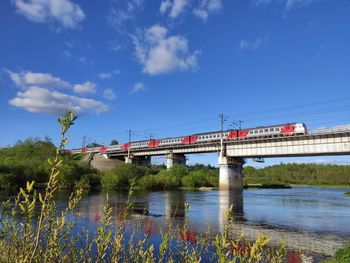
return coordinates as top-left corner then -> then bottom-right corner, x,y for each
243,163 -> 350,186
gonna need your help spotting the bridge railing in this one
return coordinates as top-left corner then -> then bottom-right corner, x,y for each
310,125 -> 350,135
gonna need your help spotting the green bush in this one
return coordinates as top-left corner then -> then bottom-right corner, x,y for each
182,170 -> 209,188
58,160 -> 99,189
101,163 -> 146,189
325,244 -> 350,263
243,164 -> 350,186
0,138 -> 99,190
135,165 -> 188,190
135,165 -> 219,190
0,172 -> 17,191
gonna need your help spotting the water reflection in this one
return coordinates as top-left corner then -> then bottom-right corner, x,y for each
1,186 -> 349,258
218,190 -> 244,231
164,191 -> 186,220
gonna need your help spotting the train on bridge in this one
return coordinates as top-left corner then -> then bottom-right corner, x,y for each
69,123 -> 307,155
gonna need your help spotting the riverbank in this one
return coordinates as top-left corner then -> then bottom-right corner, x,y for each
291,184 -> 350,190
244,163 -> 350,188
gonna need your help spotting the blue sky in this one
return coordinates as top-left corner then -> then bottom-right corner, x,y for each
0,0 -> 350,166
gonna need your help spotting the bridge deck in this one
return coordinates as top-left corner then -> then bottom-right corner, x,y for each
105,132 -> 350,158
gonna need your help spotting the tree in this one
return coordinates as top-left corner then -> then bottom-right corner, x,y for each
110,140 -> 119,145
86,142 -> 102,148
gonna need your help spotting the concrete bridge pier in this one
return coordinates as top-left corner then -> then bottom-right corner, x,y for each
166,152 -> 186,170
218,156 -> 244,190
125,156 -> 151,166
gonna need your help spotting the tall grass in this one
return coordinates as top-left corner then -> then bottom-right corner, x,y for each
0,110 -> 290,262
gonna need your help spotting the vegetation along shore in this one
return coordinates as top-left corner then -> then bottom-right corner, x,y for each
1,139 -> 350,191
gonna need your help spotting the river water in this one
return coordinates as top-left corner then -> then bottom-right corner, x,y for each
1,186 -> 350,260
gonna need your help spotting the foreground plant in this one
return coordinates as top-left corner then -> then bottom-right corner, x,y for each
0,110 -> 288,262
0,110 -> 81,262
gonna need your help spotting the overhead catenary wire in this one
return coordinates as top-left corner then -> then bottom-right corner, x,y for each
74,96 -> 350,147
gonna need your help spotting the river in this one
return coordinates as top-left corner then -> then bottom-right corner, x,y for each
1,186 -> 350,261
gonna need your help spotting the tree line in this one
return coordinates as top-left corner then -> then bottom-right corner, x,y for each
1,138 -> 350,191
243,163 -> 350,186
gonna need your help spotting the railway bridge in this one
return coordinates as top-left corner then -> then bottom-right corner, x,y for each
81,131 -> 350,190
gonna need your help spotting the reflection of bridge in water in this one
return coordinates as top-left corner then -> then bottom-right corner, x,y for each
73,190 -> 348,256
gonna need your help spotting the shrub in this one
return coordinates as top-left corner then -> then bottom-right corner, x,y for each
0,172 -> 17,191
182,170 -> 209,188
101,163 -> 146,189
325,244 -> 350,263
57,161 -> 98,189
136,166 -> 186,190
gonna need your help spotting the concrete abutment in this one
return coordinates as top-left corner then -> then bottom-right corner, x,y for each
125,156 -> 151,166
218,156 -> 244,190
166,152 -> 186,170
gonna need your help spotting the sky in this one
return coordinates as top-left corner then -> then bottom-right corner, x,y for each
0,0 -> 350,167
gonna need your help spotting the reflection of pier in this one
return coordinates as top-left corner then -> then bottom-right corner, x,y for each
165,191 -> 186,221
218,190 -> 244,232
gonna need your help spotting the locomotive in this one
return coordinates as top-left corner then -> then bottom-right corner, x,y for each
69,123 -> 307,154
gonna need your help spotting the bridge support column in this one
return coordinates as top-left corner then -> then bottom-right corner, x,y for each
166,152 -> 186,170
125,156 -> 151,166
218,156 -> 244,190
125,157 -> 132,164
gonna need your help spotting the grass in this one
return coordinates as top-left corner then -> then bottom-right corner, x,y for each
323,244 -> 350,263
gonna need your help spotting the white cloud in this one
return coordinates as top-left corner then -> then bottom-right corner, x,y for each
285,0 -> 317,10
73,81 -> 96,94
103,88 -> 117,101
108,0 -> 144,32
98,70 -> 121,80
132,25 -> 199,75
6,70 -> 109,115
252,0 -> 318,11
12,0 -> 85,29
160,0 -> 190,18
130,82 -> 146,94
6,70 -> 98,94
78,56 -> 93,66
193,0 -> 222,21
6,70 -> 71,89
9,86 -> 109,115
239,35 -> 268,51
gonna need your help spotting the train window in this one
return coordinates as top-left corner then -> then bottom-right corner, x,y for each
270,128 -> 274,132
275,128 -> 280,131
206,136 -> 208,138
254,130 -> 258,133
249,131 -> 253,134
265,129 -> 268,132
259,130 -> 263,133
